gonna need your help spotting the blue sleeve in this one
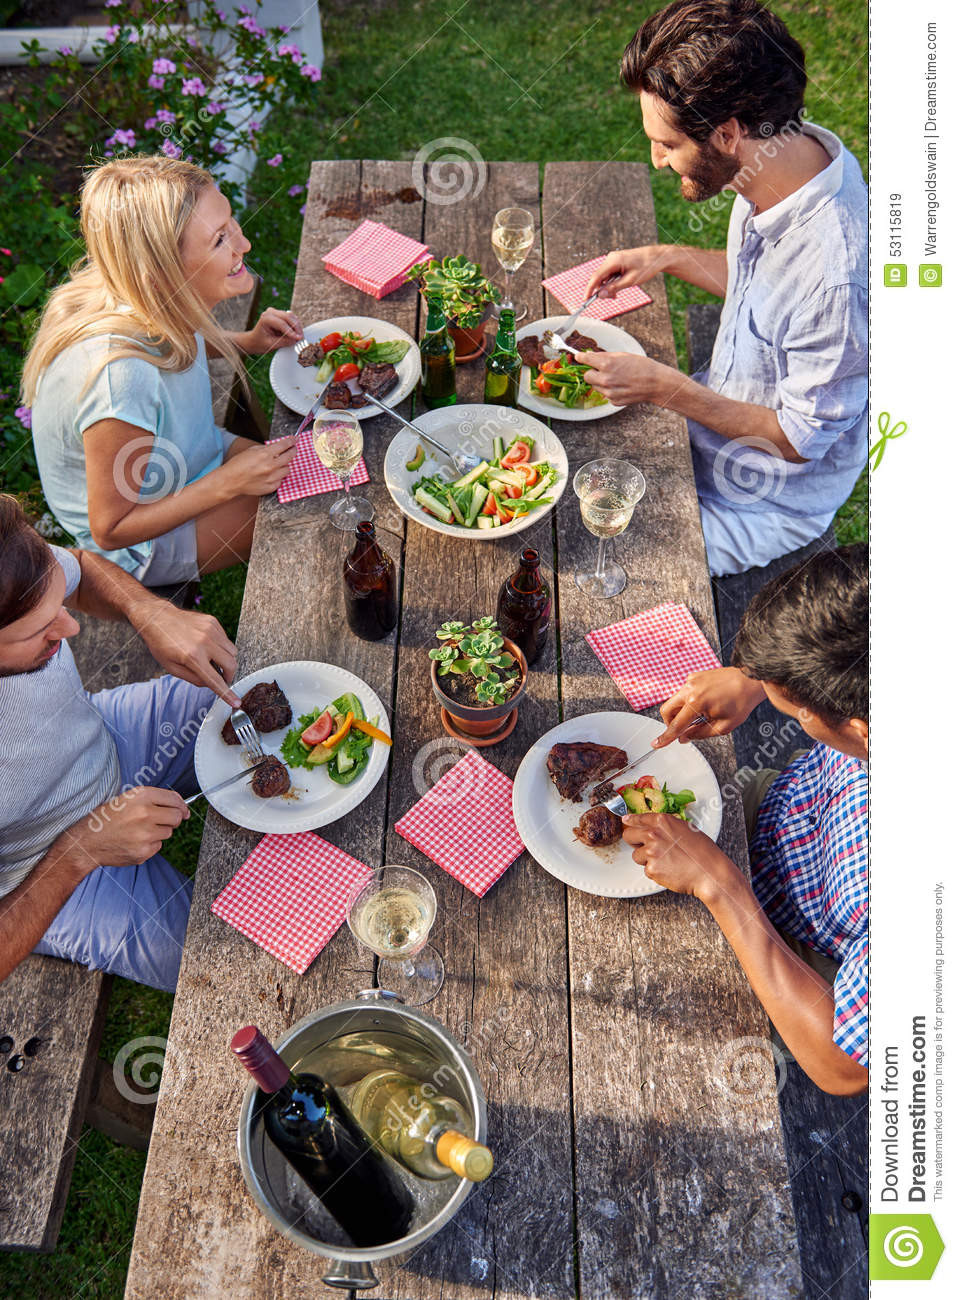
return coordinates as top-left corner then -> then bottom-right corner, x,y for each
75,351 -> 163,438
51,544 -> 81,599
832,933 -> 868,1065
776,283 -> 868,459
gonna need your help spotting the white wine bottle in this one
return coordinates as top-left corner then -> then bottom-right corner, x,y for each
343,1068 -> 494,1183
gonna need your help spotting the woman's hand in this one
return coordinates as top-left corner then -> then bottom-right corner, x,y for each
242,309 -> 304,354
220,437 -> 298,496
584,246 -> 674,297
653,667 -> 767,748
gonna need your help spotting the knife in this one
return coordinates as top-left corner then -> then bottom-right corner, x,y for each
585,714 -> 709,805
292,376 -> 333,439
555,274 -> 622,339
185,757 -> 274,805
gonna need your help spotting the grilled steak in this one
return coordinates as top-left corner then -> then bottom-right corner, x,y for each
222,681 -> 292,745
350,392 -> 368,408
358,362 -> 399,400
324,382 -> 353,410
590,780 -> 617,806
251,755 -> 291,799
517,336 -> 548,369
573,805 -> 623,848
546,741 -> 628,802
564,331 -> 599,353
296,341 -> 326,367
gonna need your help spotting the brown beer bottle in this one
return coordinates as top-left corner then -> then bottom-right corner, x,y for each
496,546 -> 551,664
344,521 -> 398,641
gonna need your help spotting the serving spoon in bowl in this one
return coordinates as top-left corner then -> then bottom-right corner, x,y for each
361,390 -> 483,477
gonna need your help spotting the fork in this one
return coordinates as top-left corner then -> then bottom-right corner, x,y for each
294,337 -> 312,357
230,708 -> 264,761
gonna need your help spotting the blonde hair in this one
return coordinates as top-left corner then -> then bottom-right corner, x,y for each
21,154 -> 246,405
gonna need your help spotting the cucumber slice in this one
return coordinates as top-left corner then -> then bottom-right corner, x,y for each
524,478 -> 552,501
493,436 -> 505,462
487,467 -> 525,489
405,444 -> 425,472
476,515 -> 495,530
445,491 -> 467,526
414,487 -> 454,523
466,482 -> 489,526
336,746 -> 355,774
451,460 -> 490,489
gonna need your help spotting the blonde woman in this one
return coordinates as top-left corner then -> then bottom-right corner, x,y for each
23,156 -> 301,585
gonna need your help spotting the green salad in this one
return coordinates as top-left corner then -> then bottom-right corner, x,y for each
410,434 -> 560,530
281,691 -> 376,786
529,358 -> 608,410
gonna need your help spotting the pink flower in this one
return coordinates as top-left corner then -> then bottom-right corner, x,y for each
287,184 -> 304,197
152,57 -> 176,75
266,153 -> 282,167
105,0 -> 122,7
248,119 -> 262,134
144,116 -> 157,129
182,77 -> 207,96
147,74 -> 165,90
156,109 -> 176,124
244,72 -> 264,87
15,406 -> 31,430
103,26 -> 119,44
106,128 -> 136,148
300,64 -> 322,83
161,139 -> 182,158
57,46 -> 72,56
212,140 -> 228,155
277,43 -> 303,64
237,15 -> 266,38
0,249 -> 11,256
206,101 -> 225,116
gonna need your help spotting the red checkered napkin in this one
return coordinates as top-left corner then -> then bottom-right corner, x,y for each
542,256 -> 652,321
268,428 -> 370,503
394,751 -> 524,897
324,220 -> 430,299
586,602 -> 722,711
212,832 -> 371,973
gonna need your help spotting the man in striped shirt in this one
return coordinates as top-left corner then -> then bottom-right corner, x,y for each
0,496 -> 241,991
623,545 -> 867,1095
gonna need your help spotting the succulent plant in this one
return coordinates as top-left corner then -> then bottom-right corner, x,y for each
429,617 -> 519,704
405,255 -> 502,329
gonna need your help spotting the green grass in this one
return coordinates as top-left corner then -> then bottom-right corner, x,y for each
3,2 -> 866,1293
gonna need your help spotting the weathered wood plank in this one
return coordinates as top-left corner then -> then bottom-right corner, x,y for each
125,160 -> 427,1299
0,958 -> 110,1251
543,161 -> 802,1298
373,161 -> 576,1300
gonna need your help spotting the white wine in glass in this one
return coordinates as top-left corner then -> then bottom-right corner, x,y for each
573,459 -> 646,598
347,866 -> 444,1006
492,206 -> 534,322
312,410 -> 373,530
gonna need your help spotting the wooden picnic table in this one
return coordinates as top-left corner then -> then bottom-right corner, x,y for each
124,160 -> 802,1299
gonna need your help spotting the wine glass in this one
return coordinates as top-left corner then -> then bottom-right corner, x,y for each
347,866 -> 444,1006
492,206 -> 535,323
312,409 -> 373,530
573,459 -> 646,599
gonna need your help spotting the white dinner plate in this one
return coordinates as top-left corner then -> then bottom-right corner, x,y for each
515,315 -> 647,422
268,315 -> 421,418
512,711 -> 723,899
193,661 -> 390,833
382,403 -> 569,540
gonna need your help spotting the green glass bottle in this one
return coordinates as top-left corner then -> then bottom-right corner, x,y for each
483,307 -> 520,407
420,296 -> 456,408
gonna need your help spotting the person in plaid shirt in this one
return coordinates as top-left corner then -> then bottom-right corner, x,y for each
623,545 -> 867,1095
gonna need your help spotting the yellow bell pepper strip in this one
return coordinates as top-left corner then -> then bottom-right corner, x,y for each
327,711 -> 354,747
352,718 -> 393,746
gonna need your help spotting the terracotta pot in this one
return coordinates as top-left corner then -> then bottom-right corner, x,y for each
448,319 -> 489,364
430,637 -> 528,744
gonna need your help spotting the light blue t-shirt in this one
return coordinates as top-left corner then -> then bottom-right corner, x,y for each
689,124 -> 868,569
32,332 -> 231,574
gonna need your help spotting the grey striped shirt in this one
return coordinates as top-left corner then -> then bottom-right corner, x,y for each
0,547 -> 121,897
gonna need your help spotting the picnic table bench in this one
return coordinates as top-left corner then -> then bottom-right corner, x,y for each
0,281 -> 267,1254
115,157 -> 871,1300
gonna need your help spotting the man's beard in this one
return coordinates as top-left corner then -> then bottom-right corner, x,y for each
680,141 -> 740,202
0,647 -> 58,678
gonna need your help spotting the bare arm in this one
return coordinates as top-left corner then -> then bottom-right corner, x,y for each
0,838 -> 90,982
83,419 -> 296,551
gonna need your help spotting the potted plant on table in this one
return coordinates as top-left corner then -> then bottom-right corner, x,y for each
406,255 -> 503,362
429,617 -> 528,745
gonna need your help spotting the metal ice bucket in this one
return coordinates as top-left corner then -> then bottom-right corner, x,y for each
236,989 -> 487,1291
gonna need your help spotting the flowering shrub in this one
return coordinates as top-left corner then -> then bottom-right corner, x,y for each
14,1 -> 321,202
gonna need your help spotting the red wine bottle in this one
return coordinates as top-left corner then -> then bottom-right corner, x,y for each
231,1026 -> 414,1247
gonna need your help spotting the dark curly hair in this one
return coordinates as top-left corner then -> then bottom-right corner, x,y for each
0,495 -> 57,631
732,544 -> 868,727
621,0 -> 807,141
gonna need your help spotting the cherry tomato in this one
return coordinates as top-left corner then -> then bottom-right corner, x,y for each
320,332 -> 342,353
334,362 -> 360,382
515,464 -> 538,486
636,776 -> 657,790
540,360 -> 563,373
503,484 -> 522,499
502,441 -> 531,466
346,335 -> 373,354
302,711 -> 334,746
481,493 -> 499,516
534,374 -> 552,396
497,504 -> 515,523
